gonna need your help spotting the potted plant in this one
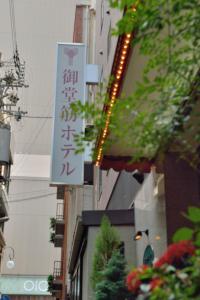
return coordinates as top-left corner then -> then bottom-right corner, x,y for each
47,274 -> 54,292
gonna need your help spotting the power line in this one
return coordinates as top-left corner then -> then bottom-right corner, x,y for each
13,115 -> 50,173
9,213 -> 56,217
9,192 -> 56,203
9,0 -> 17,55
23,115 -> 52,119
9,188 -> 56,196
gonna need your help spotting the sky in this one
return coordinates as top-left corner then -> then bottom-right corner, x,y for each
0,0 -> 76,176
0,0 -> 76,155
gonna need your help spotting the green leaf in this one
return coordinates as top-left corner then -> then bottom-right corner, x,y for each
195,231 -> 200,247
185,206 -> 200,223
173,227 -> 193,242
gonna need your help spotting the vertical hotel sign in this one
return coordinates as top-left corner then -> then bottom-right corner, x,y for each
51,43 -> 86,185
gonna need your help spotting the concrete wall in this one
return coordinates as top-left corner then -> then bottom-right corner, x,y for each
95,168 -> 167,267
67,185 -> 94,279
82,225 -> 136,300
1,176 -> 60,275
134,171 -> 167,266
107,171 -> 141,210
95,0 -> 122,80
96,168 -> 119,210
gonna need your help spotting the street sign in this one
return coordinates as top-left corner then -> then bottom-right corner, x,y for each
0,275 -> 50,295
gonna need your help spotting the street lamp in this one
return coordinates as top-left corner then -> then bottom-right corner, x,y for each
134,229 -> 149,241
3,246 -> 15,269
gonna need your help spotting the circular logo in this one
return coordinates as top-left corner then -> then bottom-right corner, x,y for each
23,280 -> 48,293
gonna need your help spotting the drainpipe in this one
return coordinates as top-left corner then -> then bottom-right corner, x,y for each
61,188 -> 69,300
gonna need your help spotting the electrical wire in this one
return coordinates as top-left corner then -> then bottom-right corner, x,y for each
23,115 -> 52,119
9,0 -> 17,56
13,116 -> 50,173
8,192 -> 56,203
7,1 -> 54,173
9,188 -> 56,196
9,213 -> 56,217
3,115 -> 52,122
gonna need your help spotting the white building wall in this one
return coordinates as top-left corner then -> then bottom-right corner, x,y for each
1,175 -> 60,276
67,185 -> 94,271
92,1 -> 123,210
134,171 -> 167,266
95,0 -> 122,80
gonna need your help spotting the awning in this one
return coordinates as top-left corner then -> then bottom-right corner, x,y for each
100,156 -> 152,172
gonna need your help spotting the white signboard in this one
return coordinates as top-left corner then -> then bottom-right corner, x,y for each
0,275 -> 50,295
51,43 -> 86,185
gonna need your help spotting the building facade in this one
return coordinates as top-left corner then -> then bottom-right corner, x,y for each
49,1 -> 200,300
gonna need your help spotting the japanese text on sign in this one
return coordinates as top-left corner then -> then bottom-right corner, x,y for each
51,44 -> 86,185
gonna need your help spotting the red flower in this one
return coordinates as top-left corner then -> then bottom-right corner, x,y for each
126,272 -> 141,293
126,265 -> 148,294
155,240 -> 195,268
150,278 -> 163,290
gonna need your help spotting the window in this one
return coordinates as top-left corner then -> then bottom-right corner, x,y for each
71,262 -> 81,300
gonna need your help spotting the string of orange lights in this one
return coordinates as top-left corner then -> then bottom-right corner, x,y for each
95,32 -> 132,166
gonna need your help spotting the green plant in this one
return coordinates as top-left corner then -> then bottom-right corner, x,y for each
95,250 -> 131,300
70,81 -> 110,159
91,215 -> 121,290
126,206 -> 200,300
50,217 -> 56,230
173,206 -> 200,247
47,274 -> 54,292
108,0 -> 200,163
49,232 -> 55,243
71,0 -> 200,166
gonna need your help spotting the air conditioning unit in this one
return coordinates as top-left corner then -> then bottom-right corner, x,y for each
0,125 -> 11,164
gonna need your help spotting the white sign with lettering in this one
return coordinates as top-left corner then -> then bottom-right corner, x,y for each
51,43 -> 86,185
0,275 -> 50,295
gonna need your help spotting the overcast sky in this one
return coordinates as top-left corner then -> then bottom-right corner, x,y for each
0,0 -> 76,163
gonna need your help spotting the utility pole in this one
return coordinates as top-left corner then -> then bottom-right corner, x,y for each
0,51 -> 28,122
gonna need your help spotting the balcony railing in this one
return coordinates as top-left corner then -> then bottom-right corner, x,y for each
56,186 -> 65,200
56,202 -> 64,221
53,260 -> 63,279
54,233 -> 64,248
55,202 -> 65,239
51,261 -> 63,293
